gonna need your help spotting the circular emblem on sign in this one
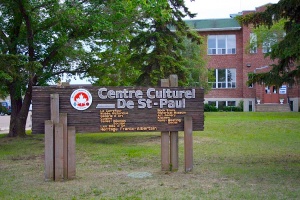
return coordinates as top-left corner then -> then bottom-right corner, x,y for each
70,89 -> 92,110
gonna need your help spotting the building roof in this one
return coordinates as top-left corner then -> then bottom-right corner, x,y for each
184,18 -> 241,32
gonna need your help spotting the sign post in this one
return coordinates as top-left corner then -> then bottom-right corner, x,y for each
184,115 -> 193,172
160,78 -> 171,171
169,75 -> 179,171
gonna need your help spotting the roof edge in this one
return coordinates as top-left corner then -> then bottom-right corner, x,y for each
193,27 -> 242,32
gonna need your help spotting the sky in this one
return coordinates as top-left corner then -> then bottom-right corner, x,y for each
184,0 -> 279,19
68,0 -> 280,84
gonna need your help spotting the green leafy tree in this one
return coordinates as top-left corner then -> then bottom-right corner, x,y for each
87,1 -> 142,86
1,0 -> 207,137
246,19 -> 286,54
181,36 -> 210,91
0,0 -> 134,137
237,0 -> 300,86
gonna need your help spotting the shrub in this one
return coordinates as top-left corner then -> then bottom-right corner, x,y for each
221,106 -> 243,112
204,103 -> 218,112
238,100 -> 244,111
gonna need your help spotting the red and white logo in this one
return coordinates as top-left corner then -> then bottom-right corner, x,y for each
70,89 -> 92,110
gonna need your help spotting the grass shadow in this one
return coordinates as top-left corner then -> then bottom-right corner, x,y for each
77,132 -> 161,145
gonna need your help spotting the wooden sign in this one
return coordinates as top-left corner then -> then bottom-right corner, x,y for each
32,86 -> 204,134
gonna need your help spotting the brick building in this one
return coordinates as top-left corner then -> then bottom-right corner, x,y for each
185,4 -> 300,112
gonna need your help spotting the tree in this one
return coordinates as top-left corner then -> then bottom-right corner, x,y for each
86,1 -> 143,86
90,0 -> 208,87
1,0 -> 204,137
237,0 -> 300,86
246,19 -> 286,54
181,36 -> 210,91
0,0 -> 136,137
127,0 -> 202,86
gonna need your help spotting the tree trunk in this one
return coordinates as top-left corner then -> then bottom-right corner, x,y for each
7,83 -> 32,137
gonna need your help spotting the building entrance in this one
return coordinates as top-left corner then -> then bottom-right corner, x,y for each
264,86 -> 279,103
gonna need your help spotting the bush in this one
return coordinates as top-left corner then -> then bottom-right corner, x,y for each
238,100 -> 244,111
204,103 -> 218,112
221,106 -> 243,112
204,102 -> 244,112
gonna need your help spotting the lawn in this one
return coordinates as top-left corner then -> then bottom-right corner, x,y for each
0,112 -> 299,199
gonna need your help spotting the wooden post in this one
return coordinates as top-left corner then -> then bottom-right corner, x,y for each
67,126 -> 76,179
169,74 -> 179,171
169,74 -> 178,87
50,94 -> 59,124
44,120 -> 54,181
161,131 -> 170,171
161,79 -> 170,171
184,115 -> 193,172
54,123 -> 64,181
60,113 -> 68,179
170,131 -> 178,170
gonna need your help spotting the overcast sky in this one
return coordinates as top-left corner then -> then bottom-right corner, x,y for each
184,0 -> 279,19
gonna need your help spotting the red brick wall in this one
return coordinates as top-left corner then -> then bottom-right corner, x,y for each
201,30 -> 243,98
198,4 -> 300,103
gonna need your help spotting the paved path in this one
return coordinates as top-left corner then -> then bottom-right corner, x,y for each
0,112 -> 32,134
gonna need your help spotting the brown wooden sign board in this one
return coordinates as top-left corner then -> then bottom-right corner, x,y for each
32,86 -> 204,134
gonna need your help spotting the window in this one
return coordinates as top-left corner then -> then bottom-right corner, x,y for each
218,101 -> 226,110
249,33 -> 257,54
248,73 -> 254,88
211,101 -> 236,109
208,101 -> 216,106
262,33 -> 277,53
209,69 -> 236,88
207,35 -> 236,55
249,100 -> 253,112
227,101 -> 236,106
265,86 -> 270,94
262,41 -> 272,53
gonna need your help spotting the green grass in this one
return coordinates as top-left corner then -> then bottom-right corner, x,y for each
0,112 -> 299,199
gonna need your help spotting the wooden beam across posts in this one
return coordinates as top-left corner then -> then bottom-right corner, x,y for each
160,79 -> 170,171
169,74 -> 179,171
60,113 -> 68,179
54,123 -> 64,181
184,115 -> 193,172
67,126 -> 76,179
44,120 -> 54,181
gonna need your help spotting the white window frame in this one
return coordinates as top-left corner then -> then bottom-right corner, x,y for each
216,101 -> 236,108
207,35 -> 236,55
209,68 -> 236,89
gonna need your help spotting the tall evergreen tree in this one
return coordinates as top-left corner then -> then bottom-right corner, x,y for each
127,0 -> 202,86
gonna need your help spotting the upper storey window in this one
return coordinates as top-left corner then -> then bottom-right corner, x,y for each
262,33 -> 278,53
249,33 -> 257,54
207,35 -> 236,55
